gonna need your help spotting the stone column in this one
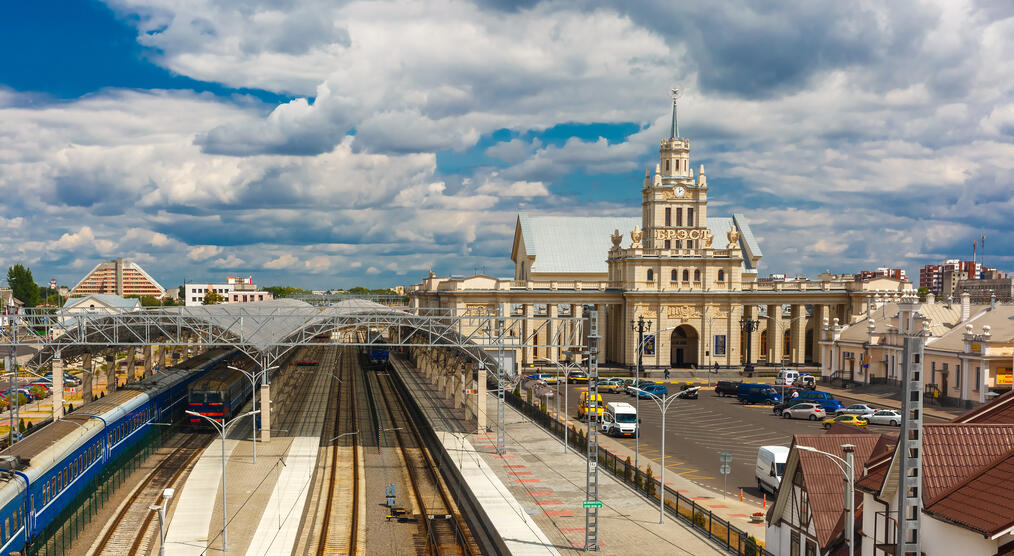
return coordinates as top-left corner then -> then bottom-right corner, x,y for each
52,355 -> 65,420
812,305 -> 828,364
522,304 -> 534,366
476,366 -> 487,434
126,348 -> 137,384
260,383 -> 271,442
547,304 -> 558,362
143,345 -> 153,379
106,349 -> 118,393
766,304 -> 783,365
571,304 -> 584,364
82,352 -> 94,404
454,364 -> 464,409
790,305 -> 807,364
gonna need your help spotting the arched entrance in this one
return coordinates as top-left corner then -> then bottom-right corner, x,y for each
670,325 -> 699,368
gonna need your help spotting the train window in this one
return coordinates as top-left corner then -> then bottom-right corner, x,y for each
208,393 -> 223,404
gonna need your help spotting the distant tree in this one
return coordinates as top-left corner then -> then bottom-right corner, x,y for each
263,286 -> 310,298
203,290 -> 226,305
7,264 -> 40,307
917,286 -> 930,302
38,286 -> 65,307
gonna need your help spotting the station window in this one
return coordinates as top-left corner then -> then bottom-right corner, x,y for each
682,270 -> 689,282
664,240 -> 671,249
694,269 -> 701,282
671,270 -> 677,281
646,269 -> 654,282
676,208 -> 683,226
688,208 -> 694,226
718,270 -> 725,281
665,160 -> 670,172
665,207 -> 671,226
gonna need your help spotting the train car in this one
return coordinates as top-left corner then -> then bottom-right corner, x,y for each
187,367 -> 254,425
0,349 -> 233,555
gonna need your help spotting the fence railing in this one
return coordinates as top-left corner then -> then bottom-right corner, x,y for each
500,386 -> 772,556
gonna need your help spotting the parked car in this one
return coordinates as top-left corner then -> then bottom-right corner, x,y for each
637,383 -> 669,399
597,378 -> 622,393
836,403 -> 878,416
865,409 -> 902,426
772,397 -> 809,415
714,380 -> 740,397
675,384 -> 700,399
600,402 -> 638,437
625,379 -> 656,396
794,375 -> 817,389
795,391 -> 845,413
775,369 -> 799,386
737,383 -> 782,405
568,371 -> 590,384
823,414 -> 868,429
756,446 -> 790,494
781,402 -> 826,420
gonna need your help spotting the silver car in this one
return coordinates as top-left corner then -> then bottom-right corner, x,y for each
836,403 -> 878,416
782,403 -> 826,421
864,409 -> 902,426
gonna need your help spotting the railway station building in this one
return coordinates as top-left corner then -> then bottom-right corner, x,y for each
409,102 -> 911,371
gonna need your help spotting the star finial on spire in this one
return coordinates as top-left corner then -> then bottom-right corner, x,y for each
670,87 -> 681,139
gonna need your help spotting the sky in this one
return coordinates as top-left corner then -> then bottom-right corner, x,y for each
1,0 -> 1012,291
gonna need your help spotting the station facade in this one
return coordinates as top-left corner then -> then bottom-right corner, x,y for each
409,101 -> 911,370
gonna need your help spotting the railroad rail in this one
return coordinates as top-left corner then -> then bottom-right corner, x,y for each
375,371 -> 480,555
90,432 -> 212,555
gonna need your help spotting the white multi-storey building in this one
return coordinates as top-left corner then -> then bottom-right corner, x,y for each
184,276 -> 274,306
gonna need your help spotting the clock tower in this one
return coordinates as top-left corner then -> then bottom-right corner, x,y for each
641,90 -> 710,250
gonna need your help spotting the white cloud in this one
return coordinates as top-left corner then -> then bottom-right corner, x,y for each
188,245 -> 223,261
264,253 -> 299,269
210,255 -> 245,268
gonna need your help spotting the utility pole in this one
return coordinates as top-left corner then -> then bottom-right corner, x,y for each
897,308 -> 926,556
584,309 -> 601,551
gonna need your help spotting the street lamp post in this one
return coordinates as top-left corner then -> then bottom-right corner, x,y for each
228,364 -> 277,464
797,444 -> 856,556
631,386 -> 680,524
185,409 -> 259,551
149,488 -> 174,556
631,317 -> 652,470
739,316 -> 760,376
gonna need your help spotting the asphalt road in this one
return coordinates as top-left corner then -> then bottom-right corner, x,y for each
549,382 -> 906,504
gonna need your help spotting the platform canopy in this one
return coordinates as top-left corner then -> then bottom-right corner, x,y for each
3,298 -> 581,372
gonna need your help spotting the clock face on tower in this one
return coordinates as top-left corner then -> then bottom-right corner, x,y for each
674,185 -> 686,198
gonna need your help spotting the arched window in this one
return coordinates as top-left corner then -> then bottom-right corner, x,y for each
717,269 -> 725,281
694,269 -> 701,282
671,269 -> 677,281
682,269 -> 689,281
647,269 -> 654,282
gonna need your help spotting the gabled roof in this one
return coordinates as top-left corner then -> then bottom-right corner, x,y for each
770,434 -> 883,548
922,424 -> 1014,501
923,449 -> 1014,537
954,389 -> 1014,424
63,294 -> 141,311
928,304 -> 1014,353
514,213 -> 638,274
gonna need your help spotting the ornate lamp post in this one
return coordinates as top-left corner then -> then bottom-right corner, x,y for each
739,316 -> 760,377
631,316 -> 652,469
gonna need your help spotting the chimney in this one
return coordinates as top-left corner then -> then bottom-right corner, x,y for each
960,291 -> 970,322
926,292 -> 935,304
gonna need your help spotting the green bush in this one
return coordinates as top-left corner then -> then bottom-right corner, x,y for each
18,419 -> 25,434
694,510 -> 707,528
624,456 -> 633,482
744,535 -> 758,556
645,465 -> 656,497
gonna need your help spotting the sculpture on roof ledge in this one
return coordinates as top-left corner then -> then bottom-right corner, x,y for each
630,225 -> 642,248
611,229 -> 623,249
726,227 -> 740,249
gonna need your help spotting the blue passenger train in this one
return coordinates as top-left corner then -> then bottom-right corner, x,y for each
186,366 -> 255,425
0,349 -> 233,554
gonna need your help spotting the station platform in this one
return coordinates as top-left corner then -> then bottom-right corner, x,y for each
391,356 -> 726,555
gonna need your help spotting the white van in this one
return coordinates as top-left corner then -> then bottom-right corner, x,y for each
775,369 -> 799,386
600,402 -> 638,437
755,446 -> 790,494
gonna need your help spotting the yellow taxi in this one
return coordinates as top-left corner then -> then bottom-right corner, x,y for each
823,414 -> 868,430
578,392 -> 604,420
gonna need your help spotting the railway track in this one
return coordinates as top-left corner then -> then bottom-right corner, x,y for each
91,432 -> 212,556
375,371 -> 480,556
294,347 -> 367,555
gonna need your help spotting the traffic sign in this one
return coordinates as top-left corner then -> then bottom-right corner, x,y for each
582,500 -> 603,509
720,464 -> 731,475
720,451 -> 733,464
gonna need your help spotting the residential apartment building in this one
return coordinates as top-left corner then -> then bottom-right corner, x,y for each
184,276 -> 274,306
70,258 -> 166,298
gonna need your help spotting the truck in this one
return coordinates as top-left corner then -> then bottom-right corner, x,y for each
578,391 -> 604,420
600,402 -> 638,437
755,445 -> 790,494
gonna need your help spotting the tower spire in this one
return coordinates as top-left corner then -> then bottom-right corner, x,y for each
670,88 -> 681,139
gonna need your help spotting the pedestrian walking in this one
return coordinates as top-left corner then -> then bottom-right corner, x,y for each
664,369 -> 670,380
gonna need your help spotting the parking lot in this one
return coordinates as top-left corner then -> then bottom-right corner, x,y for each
542,380 -> 907,504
